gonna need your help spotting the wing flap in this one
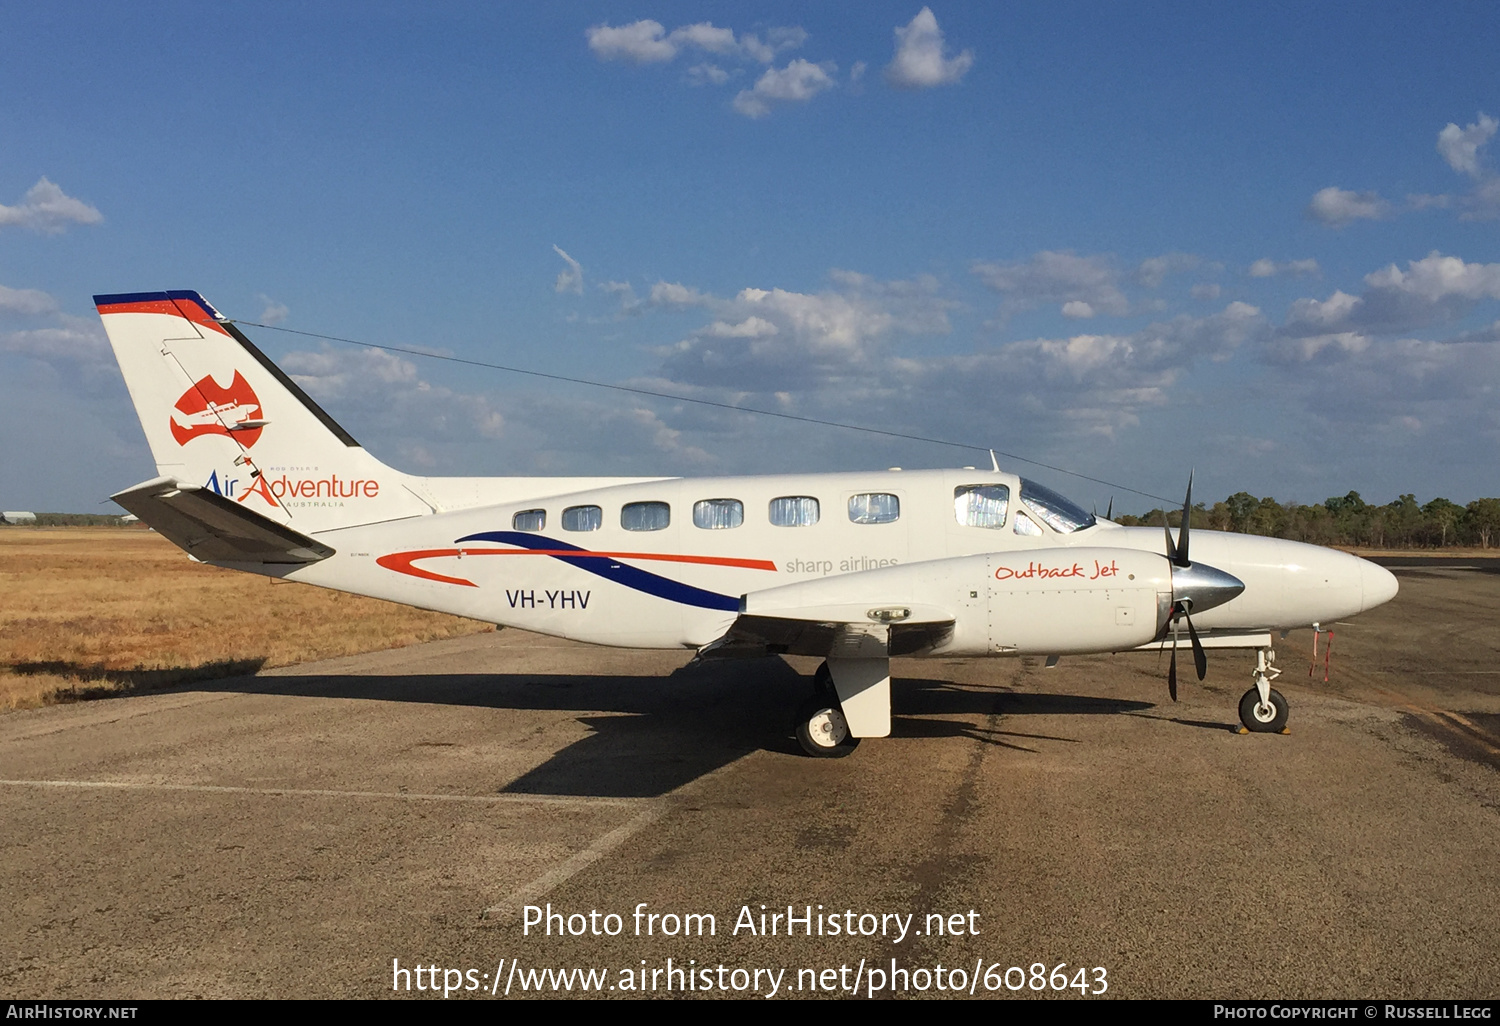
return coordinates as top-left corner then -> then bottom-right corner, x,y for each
111,476 -> 335,564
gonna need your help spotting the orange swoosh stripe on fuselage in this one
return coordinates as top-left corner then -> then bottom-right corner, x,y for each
376,547 -> 778,588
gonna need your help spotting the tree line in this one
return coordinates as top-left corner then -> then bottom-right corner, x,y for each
1116,492 -> 1500,549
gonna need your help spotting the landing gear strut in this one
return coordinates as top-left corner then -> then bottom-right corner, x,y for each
1239,647 -> 1289,733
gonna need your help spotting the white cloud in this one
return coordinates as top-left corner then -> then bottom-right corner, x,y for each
0,178 -> 103,235
282,346 -> 506,441
553,245 -> 583,295
0,284 -> 60,316
1408,192 -> 1452,211
256,294 -> 289,325
738,27 -> 807,63
1061,301 -> 1095,319
650,281 -> 714,308
686,63 -> 731,86
1191,283 -> 1222,300
586,20 -> 677,63
599,280 -> 644,315
1135,253 -> 1200,289
1248,258 -> 1320,278
701,317 -> 778,338
1264,330 -> 1371,364
1282,252 -> 1500,338
733,59 -> 837,118
0,311 -> 116,386
656,273 -> 951,391
670,22 -> 737,55
1306,187 -> 1389,227
1437,113 -> 1497,177
885,7 -> 974,89
972,251 -> 1129,317
587,19 -> 805,67
1362,251 -> 1500,304
1432,113 -> 1500,220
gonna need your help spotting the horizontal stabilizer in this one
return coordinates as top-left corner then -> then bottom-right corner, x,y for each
111,476 -> 336,564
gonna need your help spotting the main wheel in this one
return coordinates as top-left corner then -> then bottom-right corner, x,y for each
795,694 -> 861,758
1239,687 -> 1289,733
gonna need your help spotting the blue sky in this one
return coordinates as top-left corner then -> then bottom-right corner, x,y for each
3,3 -> 1498,513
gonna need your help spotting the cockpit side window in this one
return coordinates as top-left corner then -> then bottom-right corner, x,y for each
955,484 -> 1009,529
1019,477 -> 1096,533
1013,512 -> 1044,536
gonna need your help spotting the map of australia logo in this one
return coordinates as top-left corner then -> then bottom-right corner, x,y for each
170,371 -> 264,447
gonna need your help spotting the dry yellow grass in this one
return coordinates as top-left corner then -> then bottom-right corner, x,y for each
1,527 -> 492,711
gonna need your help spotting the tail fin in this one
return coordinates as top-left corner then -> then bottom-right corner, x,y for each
96,291 -> 429,532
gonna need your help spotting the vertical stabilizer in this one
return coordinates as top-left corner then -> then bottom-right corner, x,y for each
96,291 -> 429,532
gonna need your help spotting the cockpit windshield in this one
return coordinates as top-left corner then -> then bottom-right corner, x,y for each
1019,478 -> 1096,534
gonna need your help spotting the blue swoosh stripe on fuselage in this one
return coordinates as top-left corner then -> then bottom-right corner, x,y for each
455,530 -> 741,612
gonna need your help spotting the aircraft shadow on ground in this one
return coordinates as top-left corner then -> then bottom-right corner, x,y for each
32,659 -> 1159,799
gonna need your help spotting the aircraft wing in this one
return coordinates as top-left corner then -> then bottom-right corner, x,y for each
111,476 -> 336,564
699,606 -> 956,660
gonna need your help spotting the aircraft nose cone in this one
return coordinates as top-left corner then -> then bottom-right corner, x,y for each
1360,559 -> 1399,611
1172,561 -> 1246,615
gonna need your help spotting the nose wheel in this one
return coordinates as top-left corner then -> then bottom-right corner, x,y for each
1239,686 -> 1289,732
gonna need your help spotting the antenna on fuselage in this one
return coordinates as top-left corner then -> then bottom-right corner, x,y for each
989,449 -> 1000,474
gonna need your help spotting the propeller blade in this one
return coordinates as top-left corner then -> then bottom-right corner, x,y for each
1162,511 -> 1178,563
1168,631 -> 1178,701
1175,471 -> 1194,567
1105,496 -> 1113,521
1185,609 -> 1207,681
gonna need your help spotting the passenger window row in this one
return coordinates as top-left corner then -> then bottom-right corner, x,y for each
511,494 -> 903,533
515,485 -> 1044,535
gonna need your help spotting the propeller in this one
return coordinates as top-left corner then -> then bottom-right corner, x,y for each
1161,472 -> 1209,701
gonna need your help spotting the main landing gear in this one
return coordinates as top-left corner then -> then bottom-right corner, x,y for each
794,660 -> 866,758
1239,647 -> 1289,733
795,693 -> 861,757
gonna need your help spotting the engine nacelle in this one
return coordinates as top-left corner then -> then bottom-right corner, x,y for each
742,546 -> 1177,657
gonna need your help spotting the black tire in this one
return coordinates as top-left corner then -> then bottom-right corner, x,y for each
1239,687 -> 1289,733
812,660 -> 835,697
795,694 -> 861,758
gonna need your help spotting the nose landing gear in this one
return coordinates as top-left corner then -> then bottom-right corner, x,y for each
1239,647 -> 1289,733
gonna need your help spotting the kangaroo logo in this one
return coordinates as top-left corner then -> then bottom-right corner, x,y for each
170,371 -> 264,447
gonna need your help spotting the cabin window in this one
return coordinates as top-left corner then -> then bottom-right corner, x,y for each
512,509 -> 545,532
561,505 -> 602,532
1013,512 -> 1044,536
848,492 -> 900,525
693,498 -> 743,530
769,496 -> 820,527
1019,477 -> 1097,534
621,501 -> 671,532
954,484 -> 1009,529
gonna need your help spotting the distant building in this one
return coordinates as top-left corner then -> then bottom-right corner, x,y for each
1,511 -> 37,524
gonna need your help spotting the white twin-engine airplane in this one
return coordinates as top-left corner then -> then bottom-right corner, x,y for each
97,291 -> 1399,756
